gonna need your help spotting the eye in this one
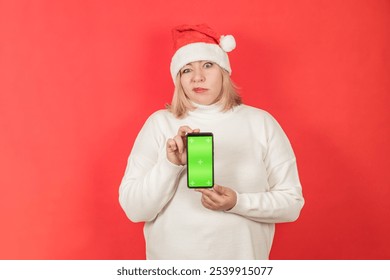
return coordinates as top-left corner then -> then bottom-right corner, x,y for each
181,68 -> 191,75
204,62 -> 214,68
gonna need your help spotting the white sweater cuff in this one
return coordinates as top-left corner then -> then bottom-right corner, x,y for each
226,191 -> 242,213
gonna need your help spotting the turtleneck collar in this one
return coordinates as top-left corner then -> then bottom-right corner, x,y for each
187,101 -> 240,120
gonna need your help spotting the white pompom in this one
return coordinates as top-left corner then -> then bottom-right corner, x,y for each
219,35 -> 236,52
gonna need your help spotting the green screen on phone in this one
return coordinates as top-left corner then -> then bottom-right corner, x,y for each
187,133 -> 214,188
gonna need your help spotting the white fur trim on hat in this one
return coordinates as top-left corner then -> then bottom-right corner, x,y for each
170,42 -> 232,83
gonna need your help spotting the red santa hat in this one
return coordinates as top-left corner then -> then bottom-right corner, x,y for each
170,24 -> 236,83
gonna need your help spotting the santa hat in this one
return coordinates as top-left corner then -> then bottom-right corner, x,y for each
170,24 -> 236,83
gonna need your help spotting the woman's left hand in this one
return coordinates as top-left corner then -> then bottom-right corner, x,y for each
196,185 -> 237,211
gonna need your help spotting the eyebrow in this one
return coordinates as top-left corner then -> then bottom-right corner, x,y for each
184,60 -> 209,67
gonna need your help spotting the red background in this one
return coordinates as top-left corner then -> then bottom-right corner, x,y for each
1,0 -> 389,259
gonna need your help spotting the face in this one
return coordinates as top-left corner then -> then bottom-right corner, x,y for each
179,61 -> 223,106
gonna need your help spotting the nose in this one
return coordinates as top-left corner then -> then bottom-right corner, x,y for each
191,68 -> 205,83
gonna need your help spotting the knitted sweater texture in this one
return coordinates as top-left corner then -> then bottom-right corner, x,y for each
119,103 -> 304,259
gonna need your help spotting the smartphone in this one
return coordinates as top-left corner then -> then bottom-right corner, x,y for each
186,132 -> 214,188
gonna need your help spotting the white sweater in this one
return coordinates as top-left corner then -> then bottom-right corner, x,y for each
119,103 -> 304,259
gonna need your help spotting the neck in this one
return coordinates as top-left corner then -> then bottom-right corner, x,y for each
187,101 -> 238,119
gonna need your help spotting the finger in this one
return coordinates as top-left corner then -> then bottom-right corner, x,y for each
166,138 -> 177,152
195,188 -> 212,194
175,126 -> 196,153
177,125 -> 194,137
173,134 -> 185,153
202,189 -> 222,204
197,188 -> 218,201
201,194 -> 217,210
213,184 -> 226,195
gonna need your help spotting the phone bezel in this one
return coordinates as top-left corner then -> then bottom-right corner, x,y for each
186,132 -> 214,188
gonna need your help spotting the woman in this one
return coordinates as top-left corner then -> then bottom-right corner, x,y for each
119,24 -> 304,259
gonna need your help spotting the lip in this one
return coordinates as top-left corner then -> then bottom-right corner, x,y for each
193,87 -> 208,93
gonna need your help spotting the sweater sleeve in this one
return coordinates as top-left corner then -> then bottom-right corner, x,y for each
227,113 -> 304,223
118,113 -> 185,222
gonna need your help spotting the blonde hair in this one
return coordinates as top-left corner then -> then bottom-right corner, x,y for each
166,67 -> 241,119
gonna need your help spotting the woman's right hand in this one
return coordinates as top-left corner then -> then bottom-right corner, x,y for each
166,126 -> 200,166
